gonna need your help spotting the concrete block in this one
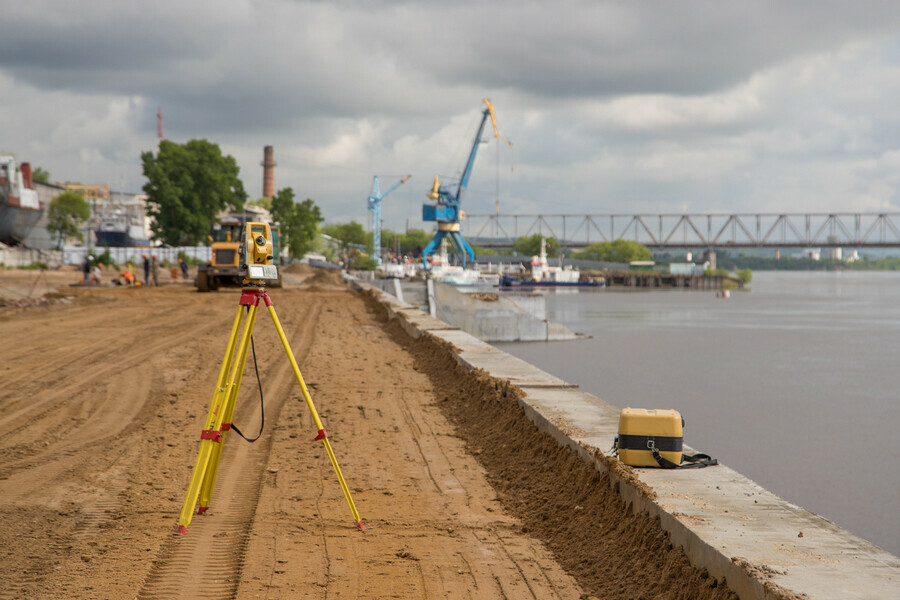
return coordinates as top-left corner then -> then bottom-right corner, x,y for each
428,329 -> 575,388
433,282 -> 577,342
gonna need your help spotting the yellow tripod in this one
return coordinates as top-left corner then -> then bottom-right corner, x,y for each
175,285 -> 363,535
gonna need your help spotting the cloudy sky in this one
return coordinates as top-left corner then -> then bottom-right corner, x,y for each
2,1 -> 899,231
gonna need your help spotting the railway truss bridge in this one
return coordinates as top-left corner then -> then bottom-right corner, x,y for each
463,213 -> 900,250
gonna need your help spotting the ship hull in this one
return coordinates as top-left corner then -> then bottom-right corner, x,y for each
500,277 -> 604,288
0,203 -> 43,245
95,230 -> 150,247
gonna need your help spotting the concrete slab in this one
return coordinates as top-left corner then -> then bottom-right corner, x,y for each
516,387 -> 900,599
427,329 -> 576,388
396,308 -> 458,336
433,282 -> 578,342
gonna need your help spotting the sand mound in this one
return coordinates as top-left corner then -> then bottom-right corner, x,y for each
367,291 -> 740,600
282,262 -> 316,275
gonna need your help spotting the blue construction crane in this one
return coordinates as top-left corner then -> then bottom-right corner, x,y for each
367,174 -> 411,267
422,98 -> 511,270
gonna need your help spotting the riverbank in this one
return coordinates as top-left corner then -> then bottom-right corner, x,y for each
362,276 -> 899,599
496,270 -> 900,557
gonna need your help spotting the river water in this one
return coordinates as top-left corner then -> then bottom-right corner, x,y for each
494,270 -> 900,556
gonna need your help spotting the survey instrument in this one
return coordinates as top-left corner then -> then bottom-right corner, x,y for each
175,222 -> 363,535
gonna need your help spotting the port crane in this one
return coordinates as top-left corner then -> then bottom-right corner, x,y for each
421,98 -> 511,270
367,174 -> 411,266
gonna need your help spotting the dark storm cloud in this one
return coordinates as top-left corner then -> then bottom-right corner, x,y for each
5,1 -> 899,131
0,4 -> 210,74
359,1 -> 900,97
2,0 -> 898,219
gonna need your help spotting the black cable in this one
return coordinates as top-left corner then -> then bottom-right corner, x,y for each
231,332 -> 264,443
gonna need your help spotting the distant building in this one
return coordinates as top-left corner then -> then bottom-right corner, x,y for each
218,203 -> 272,224
827,235 -> 842,260
799,248 -> 821,261
24,185 -> 151,249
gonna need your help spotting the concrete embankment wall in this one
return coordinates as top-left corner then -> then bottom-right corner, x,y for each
432,282 -> 578,342
369,279 -> 579,342
351,276 -> 900,600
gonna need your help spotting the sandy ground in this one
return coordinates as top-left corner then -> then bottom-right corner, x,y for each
0,265 -> 739,599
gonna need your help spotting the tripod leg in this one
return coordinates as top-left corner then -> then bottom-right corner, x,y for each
197,303 -> 261,512
175,304 -> 255,535
264,298 -> 364,529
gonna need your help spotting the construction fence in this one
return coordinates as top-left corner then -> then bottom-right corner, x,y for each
1,246 -> 213,269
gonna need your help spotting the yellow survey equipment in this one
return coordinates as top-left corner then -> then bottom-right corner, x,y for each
240,222 -> 279,283
617,408 -> 683,467
174,226 -> 364,536
615,408 -> 717,469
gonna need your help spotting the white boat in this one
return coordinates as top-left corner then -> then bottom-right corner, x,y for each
530,238 -> 581,283
429,244 -> 499,286
95,209 -> 150,247
381,258 -> 417,279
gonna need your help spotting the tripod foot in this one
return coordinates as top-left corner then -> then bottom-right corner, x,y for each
196,506 -> 209,515
174,525 -> 187,536
356,521 -> 367,531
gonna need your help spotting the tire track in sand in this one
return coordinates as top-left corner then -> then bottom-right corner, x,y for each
0,316 -> 221,482
136,298 -> 322,600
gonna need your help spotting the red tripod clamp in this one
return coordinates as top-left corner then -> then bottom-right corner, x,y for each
200,429 -> 222,443
239,288 -> 272,307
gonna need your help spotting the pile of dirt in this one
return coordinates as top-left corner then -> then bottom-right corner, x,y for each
368,293 -> 739,600
0,290 -> 75,310
469,292 -> 499,302
280,263 -> 344,290
281,262 -> 317,275
305,267 -> 343,287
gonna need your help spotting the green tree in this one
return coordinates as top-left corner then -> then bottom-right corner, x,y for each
322,221 -> 371,250
471,245 -> 499,256
322,221 -> 372,268
398,228 -> 431,255
93,249 -> 119,270
573,239 -> 652,263
248,196 -> 273,212
270,188 -> 323,260
351,255 -> 379,271
141,139 -> 247,246
46,191 -> 90,249
513,234 -> 559,258
32,167 -> 51,184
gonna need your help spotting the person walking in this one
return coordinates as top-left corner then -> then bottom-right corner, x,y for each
178,258 -> 189,279
151,254 -> 159,286
82,254 -> 93,285
142,254 -> 150,286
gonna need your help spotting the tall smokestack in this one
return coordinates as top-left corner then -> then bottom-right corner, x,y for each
262,145 -> 276,198
21,162 -> 33,189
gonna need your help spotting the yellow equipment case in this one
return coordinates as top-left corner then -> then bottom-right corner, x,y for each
615,407 -> 717,469
616,408 -> 683,467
